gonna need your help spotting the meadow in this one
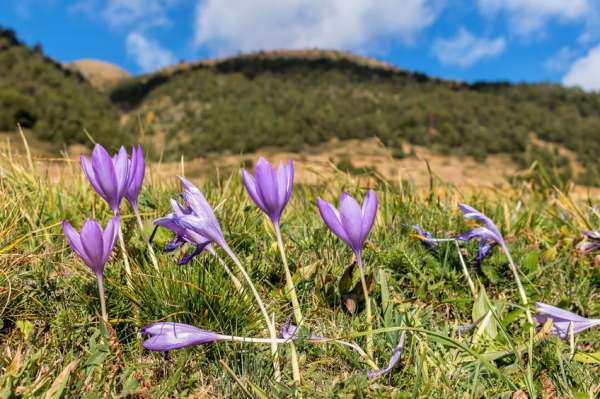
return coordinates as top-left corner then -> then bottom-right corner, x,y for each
0,145 -> 599,398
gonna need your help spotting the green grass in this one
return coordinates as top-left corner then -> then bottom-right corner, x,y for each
0,155 -> 599,398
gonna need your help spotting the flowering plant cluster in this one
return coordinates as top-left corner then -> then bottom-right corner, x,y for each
63,145 -> 600,384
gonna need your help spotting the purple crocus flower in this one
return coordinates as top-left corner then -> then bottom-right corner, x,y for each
154,199 -> 211,265
317,191 -> 377,261
455,204 -> 504,267
367,331 -> 406,379
124,145 -> 145,211
81,144 -> 129,215
413,224 -> 438,251
62,217 -> 120,276
577,231 -> 600,253
535,302 -> 600,339
62,216 -> 119,321
242,157 -> 293,227
174,177 -> 228,249
141,322 -> 223,352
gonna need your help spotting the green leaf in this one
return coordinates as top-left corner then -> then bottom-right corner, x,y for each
16,320 -> 34,341
573,351 -> 600,364
522,251 -> 538,274
472,287 -> 497,340
338,261 -> 356,295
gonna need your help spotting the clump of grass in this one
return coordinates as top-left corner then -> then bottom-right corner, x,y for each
0,148 -> 599,397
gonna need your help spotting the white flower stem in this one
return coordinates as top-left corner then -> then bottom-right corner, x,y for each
356,254 -> 374,362
133,205 -> 159,272
96,273 -> 108,323
117,223 -> 133,286
221,244 -> 281,381
273,224 -> 302,384
501,243 -> 533,324
274,224 -> 303,326
207,246 -> 244,294
454,240 -> 476,298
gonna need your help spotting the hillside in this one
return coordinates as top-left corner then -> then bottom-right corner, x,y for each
66,59 -> 129,91
111,49 -> 600,185
2,26 -> 600,184
0,28 -> 124,149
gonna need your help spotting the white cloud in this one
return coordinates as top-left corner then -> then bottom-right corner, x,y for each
478,0 -> 591,36
193,0 -> 441,55
432,28 -> 505,67
102,0 -> 177,30
126,32 -> 175,72
562,44 -> 600,91
544,47 -> 580,72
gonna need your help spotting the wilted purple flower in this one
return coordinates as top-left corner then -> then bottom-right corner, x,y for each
367,331 -> 406,379
154,199 -> 211,265
81,144 -> 129,215
141,322 -> 223,352
124,145 -> 145,211
455,204 -> 504,267
174,177 -> 228,249
62,217 -> 120,276
242,157 -> 293,227
577,231 -> 600,253
413,224 -> 438,251
535,302 -> 600,339
317,191 -> 377,260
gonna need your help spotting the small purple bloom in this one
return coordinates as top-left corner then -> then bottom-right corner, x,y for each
278,315 -> 324,341
455,204 -> 505,267
367,331 -> 406,379
577,230 -> 600,253
141,322 -> 223,352
535,302 -> 600,339
317,191 -> 377,259
242,157 -> 293,227
124,145 -> 145,211
62,217 -> 120,276
175,177 -> 228,249
452,315 -> 486,337
154,199 -> 211,265
81,144 -> 130,215
413,224 -> 437,251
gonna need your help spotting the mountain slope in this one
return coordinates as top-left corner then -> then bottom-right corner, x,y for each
111,50 -> 600,184
66,59 -> 129,91
0,28 -> 124,148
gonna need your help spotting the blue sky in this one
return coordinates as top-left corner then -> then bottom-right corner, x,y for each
1,0 -> 600,90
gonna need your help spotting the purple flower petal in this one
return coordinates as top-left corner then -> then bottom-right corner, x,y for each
80,155 -> 107,200
125,145 -> 145,207
80,219 -> 105,274
91,144 -> 121,212
359,190 -> 377,245
367,331 -> 406,379
62,220 -> 91,267
113,146 -> 130,199
535,302 -> 600,339
141,322 -> 223,352
339,192 -> 364,253
242,168 -> 267,213
101,216 -> 119,266
458,204 -> 504,245
317,198 -> 350,245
